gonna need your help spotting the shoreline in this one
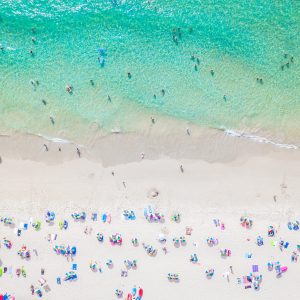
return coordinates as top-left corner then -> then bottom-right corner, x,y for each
0,121 -> 299,167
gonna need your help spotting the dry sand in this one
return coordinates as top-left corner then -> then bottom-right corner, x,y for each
0,129 -> 300,299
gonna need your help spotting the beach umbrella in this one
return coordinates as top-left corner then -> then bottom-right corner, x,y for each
158,233 -> 166,242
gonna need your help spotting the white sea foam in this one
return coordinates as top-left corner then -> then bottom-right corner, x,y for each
222,128 -> 298,150
36,134 -> 85,148
6,47 -> 16,51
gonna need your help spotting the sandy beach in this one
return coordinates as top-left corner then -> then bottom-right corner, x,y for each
1,1 -> 300,299
0,130 -> 300,299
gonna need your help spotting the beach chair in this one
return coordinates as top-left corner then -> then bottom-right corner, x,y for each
92,213 -> 97,221
38,277 -> 47,286
43,284 -> 51,293
185,226 -> 192,235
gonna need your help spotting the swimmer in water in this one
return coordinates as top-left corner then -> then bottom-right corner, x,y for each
177,28 -> 181,38
31,37 -> 36,43
90,79 -> 94,85
42,99 -> 47,105
108,95 -> 111,102
66,85 -> 73,93
50,117 -> 55,125
127,72 -> 132,79
161,89 -> 165,96
210,69 -> 214,76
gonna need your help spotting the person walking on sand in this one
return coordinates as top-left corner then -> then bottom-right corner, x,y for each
76,148 -> 81,158
180,165 -> 184,173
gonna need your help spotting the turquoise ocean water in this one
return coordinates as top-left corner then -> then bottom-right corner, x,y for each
0,1 -> 300,144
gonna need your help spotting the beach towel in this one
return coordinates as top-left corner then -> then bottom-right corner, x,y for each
8,266 -> 13,276
252,265 -> 258,272
281,266 -> 288,272
102,214 -> 107,223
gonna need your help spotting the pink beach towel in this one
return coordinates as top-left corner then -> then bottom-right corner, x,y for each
281,266 -> 288,272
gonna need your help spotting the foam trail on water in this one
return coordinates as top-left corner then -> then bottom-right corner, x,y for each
223,129 -> 298,150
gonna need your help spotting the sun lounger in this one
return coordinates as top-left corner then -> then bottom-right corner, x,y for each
38,277 -> 47,286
